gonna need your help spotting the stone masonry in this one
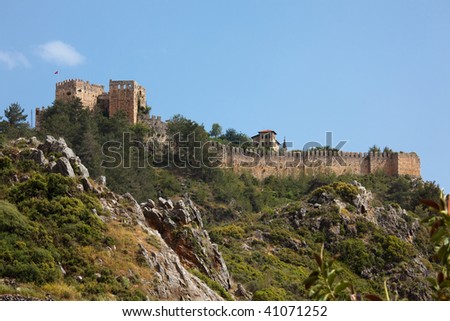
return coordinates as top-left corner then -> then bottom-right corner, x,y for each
55,79 -> 105,110
109,80 -> 146,124
208,142 -> 421,179
37,79 -> 421,179
37,78 -> 147,126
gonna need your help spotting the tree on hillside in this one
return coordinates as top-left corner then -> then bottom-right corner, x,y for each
4,102 -> 27,127
167,114 -> 209,142
220,128 -> 251,147
167,114 -> 209,168
40,99 -> 91,148
383,146 -> 393,154
368,145 -> 381,153
209,123 -> 222,138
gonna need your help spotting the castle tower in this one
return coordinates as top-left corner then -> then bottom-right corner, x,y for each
55,79 -> 105,110
108,80 -> 146,124
35,106 -> 45,130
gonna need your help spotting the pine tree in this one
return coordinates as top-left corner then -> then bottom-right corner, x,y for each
4,102 -> 27,127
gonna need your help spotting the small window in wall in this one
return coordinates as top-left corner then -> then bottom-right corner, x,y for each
66,91 -> 71,96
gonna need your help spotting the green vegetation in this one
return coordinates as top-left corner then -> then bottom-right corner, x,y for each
304,245 -> 352,300
310,182 -> 359,203
0,99 -> 445,301
190,269 -> 234,301
421,194 -> 450,300
0,145 -> 153,300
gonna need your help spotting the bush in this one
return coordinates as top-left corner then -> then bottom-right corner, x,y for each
253,287 -> 287,301
209,225 -> 245,241
336,239 -> 373,274
0,155 -> 13,171
310,182 -> 359,203
0,200 -> 61,284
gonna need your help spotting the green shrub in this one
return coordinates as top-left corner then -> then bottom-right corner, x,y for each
336,239 -> 373,274
209,225 -> 245,241
8,174 -> 48,203
253,287 -> 287,301
0,200 -> 61,284
0,156 -> 13,171
311,182 -> 359,204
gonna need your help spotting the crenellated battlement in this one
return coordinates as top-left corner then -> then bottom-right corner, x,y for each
51,78 -> 147,124
45,79 -> 421,179
207,141 -> 420,179
55,79 -> 105,110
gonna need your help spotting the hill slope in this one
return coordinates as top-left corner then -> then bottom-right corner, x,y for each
1,135 -> 443,300
0,136 -> 230,300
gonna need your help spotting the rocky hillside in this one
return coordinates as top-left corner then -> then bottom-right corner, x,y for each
0,135 -> 443,301
205,179 -> 437,300
0,136 -> 232,300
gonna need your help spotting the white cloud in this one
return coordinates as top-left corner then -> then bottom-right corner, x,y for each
0,50 -> 31,69
36,40 -> 85,66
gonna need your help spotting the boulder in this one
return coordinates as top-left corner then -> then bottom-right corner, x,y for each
71,157 -> 89,178
123,192 -> 145,221
38,136 -> 76,160
28,149 -> 48,166
52,157 -> 75,177
81,177 -> 94,192
28,137 -> 41,147
96,176 -> 107,186
146,199 -> 156,208
235,283 -> 252,300
352,181 -> 372,214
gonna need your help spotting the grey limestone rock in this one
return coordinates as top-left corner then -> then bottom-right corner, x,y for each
52,157 -> 75,177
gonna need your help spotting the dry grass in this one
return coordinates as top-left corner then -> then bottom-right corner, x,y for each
77,218 -> 159,297
42,282 -> 81,300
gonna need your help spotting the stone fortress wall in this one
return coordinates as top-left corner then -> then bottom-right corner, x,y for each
39,79 -> 421,179
37,79 -> 147,128
208,142 -> 421,179
55,79 -> 105,110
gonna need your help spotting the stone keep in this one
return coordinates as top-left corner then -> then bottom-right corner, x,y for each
109,80 -> 146,124
49,78 -> 147,125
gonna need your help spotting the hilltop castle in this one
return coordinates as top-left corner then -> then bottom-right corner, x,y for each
36,79 -> 146,128
35,78 -> 421,179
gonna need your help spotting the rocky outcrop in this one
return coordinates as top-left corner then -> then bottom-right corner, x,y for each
137,239 -> 222,300
100,192 -> 224,300
38,136 -> 76,160
352,181 -> 372,214
52,157 -> 75,177
28,149 -> 48,166
141,197 -> 232,290
282,181 -> 432,300
31,136 -> 90,178
11,136 -> 229,300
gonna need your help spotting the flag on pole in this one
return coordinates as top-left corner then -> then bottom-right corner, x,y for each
54,71 -> 59,74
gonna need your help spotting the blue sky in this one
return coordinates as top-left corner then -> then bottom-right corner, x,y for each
1,0 -> 450,191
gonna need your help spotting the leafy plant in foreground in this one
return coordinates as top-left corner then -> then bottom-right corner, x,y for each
303,245 -> 352,300
421,193 -> 450,300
